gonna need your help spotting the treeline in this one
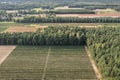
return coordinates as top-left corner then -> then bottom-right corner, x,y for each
18,10 -> 43,14
86,27 -> 120,80
0,26 -> 86,45
15,16 -> 120,23
0,2 -> 56,10
48,9 -> 95,14
18,9 -> 95,15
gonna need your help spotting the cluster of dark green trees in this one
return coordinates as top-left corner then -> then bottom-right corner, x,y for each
86,27 -> 120,80
0,26 -> 86,45
15,16 -> 120,23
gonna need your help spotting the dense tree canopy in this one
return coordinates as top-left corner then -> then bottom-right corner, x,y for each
0,26 -> 86,45
86,27 -> 120,80
15,16 -> 120,23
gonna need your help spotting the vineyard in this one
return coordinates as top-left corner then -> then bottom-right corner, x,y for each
0,46 -> 97,80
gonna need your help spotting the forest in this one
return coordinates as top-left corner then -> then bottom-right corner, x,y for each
0,26 -> 86,45
15,16 -> 120,23
0,26 -> 119,80
86,27 -> 120,80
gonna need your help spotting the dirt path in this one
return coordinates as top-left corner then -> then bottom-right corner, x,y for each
0,45 -> 16,65
42,47 -> 51,80
85,47 -> 102,80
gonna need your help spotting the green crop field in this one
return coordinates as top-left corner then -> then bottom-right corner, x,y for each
0,46 -> 97,80
0,22 -> 13,32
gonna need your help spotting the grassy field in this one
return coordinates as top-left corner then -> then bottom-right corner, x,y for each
0,46 -> 97,80
0,22 -> 14,32
0,22 -> 27,32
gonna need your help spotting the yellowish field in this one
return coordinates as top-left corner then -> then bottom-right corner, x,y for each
56,13 -> 120,18
94,8 -> 118,14
54,6 -> 84,10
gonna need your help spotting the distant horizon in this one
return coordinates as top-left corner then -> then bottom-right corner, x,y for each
0,0 -> 120,3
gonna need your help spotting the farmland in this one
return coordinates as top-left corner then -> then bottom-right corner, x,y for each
1,22 -> 120,33
0,46 -> 97,80
0,46 -> 16,64
56,13 -> 120,18
0,0 -> 120,80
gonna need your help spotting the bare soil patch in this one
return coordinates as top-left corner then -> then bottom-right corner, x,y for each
0,45 -> 16,65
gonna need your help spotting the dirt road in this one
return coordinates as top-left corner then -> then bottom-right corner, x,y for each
85,47 -> 102,80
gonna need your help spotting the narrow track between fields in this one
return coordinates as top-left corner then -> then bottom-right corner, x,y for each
85,47 -> 102,80
41,47 -> 51,80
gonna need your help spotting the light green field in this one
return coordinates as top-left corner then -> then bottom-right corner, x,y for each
0,46 -> 97,80
32,8 -> 42,11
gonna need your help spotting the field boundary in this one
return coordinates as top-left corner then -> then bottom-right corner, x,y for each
85,46 -> 102,80
0,46 -> 16,65
41,47 -> 51,80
